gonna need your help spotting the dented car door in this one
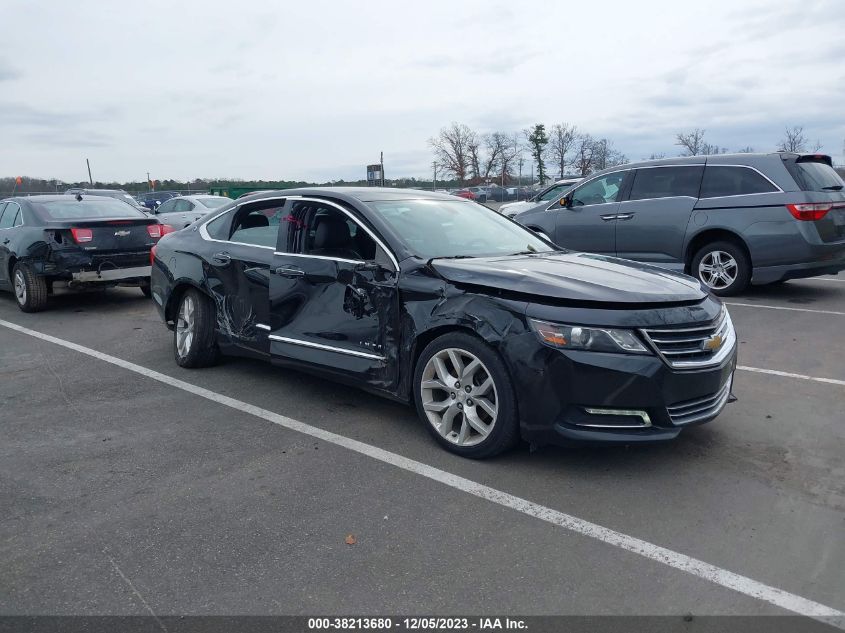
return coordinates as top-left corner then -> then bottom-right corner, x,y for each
268,198 -> 400,388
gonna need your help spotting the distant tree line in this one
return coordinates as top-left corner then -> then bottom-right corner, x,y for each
430,122 -> 840,187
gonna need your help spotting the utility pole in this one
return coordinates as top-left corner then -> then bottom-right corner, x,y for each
432,161 -> 437,190
380,151 -> 385,186
147,172 -> 152,192
86,158 -> 93,185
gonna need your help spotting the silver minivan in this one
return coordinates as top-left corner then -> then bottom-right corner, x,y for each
514,153 -> 845,295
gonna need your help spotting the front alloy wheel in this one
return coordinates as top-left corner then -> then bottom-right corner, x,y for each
421,348 -> 498,447
414,332 -> 519,458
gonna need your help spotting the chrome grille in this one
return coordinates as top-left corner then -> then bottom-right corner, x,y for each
640,309 -> 735,369
667,376 -> 733,426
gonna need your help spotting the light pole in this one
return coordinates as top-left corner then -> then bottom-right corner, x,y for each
432,161 -> 437,190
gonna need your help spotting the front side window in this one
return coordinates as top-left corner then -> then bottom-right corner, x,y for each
570,172 -> 626,206
173,199 -> 194,212
370,199 -> 552,259
280,201 -> 376,261
157,199 -> 178,214
228,204 -> 285,248
700,166 -> 778,198
629,166 -> 703,201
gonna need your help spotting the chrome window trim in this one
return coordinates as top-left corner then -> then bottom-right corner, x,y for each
268,334 -> 386,361
622,195 -> 699,203
272,251 -> 362,265
255,323 -> 271,331
198,195 -> 400,271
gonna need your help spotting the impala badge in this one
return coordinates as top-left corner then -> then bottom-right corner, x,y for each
114,230 -> 130,237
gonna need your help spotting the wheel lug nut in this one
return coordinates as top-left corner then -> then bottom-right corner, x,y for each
454,381 -> 460,388
464,385 -> 471,393
466,399 -> 473,406
450,392 -> 456,399
457,403 -> 463,410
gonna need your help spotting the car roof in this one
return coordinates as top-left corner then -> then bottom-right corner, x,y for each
238,187 -> 458,204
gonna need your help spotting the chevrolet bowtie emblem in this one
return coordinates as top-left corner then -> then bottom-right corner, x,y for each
702,334 -> 723,352
114,230 -> 130,237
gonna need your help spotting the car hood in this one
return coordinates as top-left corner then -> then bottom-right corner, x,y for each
431,252 -> 707,304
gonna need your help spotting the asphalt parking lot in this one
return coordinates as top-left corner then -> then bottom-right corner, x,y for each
1,277 -> 843,619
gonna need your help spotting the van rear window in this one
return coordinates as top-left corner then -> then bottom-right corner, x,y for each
786,159 -> 845,192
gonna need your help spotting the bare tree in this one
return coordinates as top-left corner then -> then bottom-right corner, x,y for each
591,138 -> 627,171
548,123 -> 578,178
675,128 -> 708,156
467,131 -> 481,181
647,152 -> 666,160
777,126 -> 808,153
811,139 -> 823,152
572,134 -> 595,176
737,146 -> 755,153
481,132 -> 513,180
429,123 -> 475,185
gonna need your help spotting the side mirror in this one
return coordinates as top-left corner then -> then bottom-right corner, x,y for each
354,261 -> 382,273
559,194 -> 572,209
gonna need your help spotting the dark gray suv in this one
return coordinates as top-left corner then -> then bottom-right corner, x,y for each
514,153 -> 845,295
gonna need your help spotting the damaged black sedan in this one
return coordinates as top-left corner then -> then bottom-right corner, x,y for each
150,188 -> 737,458
0,195 -> 168,312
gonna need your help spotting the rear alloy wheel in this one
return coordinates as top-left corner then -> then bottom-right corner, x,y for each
414,333 -> 519,458
12,263 -> 48,313
174,289 -> 219,368
692,241 -> 751,297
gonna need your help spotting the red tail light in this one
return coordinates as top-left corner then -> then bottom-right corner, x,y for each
786,203 -> 831,221
147,224 -> 162,238
71,228 -> 93,243
160,224 -> 176,236
150,244 -> 157,266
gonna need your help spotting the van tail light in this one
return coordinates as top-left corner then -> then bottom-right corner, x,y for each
147,224 -> 162,238
71,228 -> 93,243
160,224 -> 176,236
150,244 -> 157,266
786,203 -> 832,221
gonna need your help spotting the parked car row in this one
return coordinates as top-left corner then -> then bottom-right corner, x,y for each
0,191 -> 232,311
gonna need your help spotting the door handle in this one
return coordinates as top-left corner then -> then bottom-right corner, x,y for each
274,265 -> 305,278
600,214 -> 618,222
616,213 -> 635,221
212,251 -> 231,265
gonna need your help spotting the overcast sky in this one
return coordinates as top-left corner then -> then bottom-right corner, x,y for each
1,0 -> 843,183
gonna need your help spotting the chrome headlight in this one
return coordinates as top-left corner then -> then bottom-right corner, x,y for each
528,319 -> 650,354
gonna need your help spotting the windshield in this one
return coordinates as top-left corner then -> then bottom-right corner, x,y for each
34,199 -> 148,220
197,197 -> 231,208
788,160 -> 845,191
369,199 -> 553,259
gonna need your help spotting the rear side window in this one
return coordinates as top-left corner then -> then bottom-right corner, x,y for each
700,166 -> 778,198
0,203 -> 17,228
629,166 -> 703,201
786,159 -> 845,192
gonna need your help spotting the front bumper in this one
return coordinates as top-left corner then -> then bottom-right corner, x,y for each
508,336 -> 738,446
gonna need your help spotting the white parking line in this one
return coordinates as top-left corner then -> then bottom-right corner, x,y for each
738,365 -> 845,387
726,302 -> 845,316
1,318 -> 842,624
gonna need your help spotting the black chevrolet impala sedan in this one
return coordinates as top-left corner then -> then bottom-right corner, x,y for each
150,188 -> 737,458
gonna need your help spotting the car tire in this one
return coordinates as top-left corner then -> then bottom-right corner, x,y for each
413,332 -> 519,459
174,289 -> 219,368
12,263 -> 48,313
692,241 -> 751,297
140,284 -> 152,298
